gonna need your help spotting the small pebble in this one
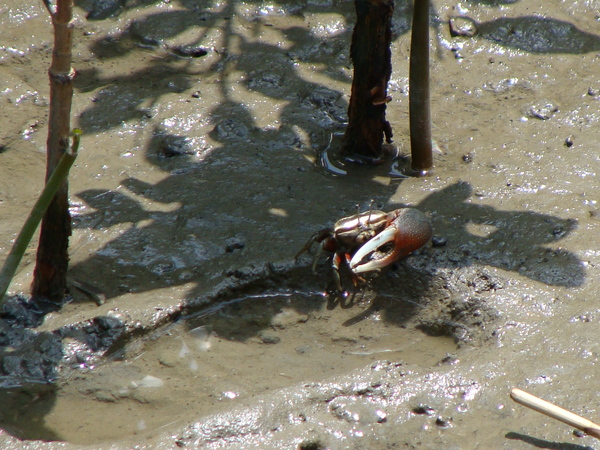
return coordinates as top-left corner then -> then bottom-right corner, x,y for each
137,375 -> 164,388
431,236 -> 447,248
171,45 -> 208,58
295,345 -> 311,354
435,416 -> 453,428
528,101 -> 558,120
565,136 -> 574,147
258,331 -> 280,344
160,137 -> 193,157
413,404 -> 436,416
225,237 -> 245,253
375,409 -> 387,423
439,353 -> 460,365
221,391 -> 237,399
449,17 -> 478,37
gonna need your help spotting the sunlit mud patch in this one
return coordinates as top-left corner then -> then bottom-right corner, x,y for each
0,258 -> 504,445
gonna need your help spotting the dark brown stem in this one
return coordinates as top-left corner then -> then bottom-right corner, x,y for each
31,0 -> 75,303
341,0 -> 394,163
409,0 -> 433,175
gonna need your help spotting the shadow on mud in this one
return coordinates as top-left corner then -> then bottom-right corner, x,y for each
54,171 -> 586,387
70,175 -> 585,296
505,432 -> 596,450
0,295 -> 132,440
0,0 -> 593,443
0,296 -> 62,440
477,16 -> 600,54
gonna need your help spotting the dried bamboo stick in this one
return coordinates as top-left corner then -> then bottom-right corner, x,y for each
510,388 -> 600,440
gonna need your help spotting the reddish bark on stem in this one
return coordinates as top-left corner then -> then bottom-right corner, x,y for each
341,0 -> 394,163
32,0 -> 75,302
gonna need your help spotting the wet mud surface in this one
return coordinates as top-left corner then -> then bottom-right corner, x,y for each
0,0 -> 599,448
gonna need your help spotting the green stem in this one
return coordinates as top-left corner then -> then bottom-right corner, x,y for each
0,130 -> 81,303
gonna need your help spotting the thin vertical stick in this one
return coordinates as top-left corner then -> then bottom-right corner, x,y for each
409,0 -> 433,175
32,0 -> 76,302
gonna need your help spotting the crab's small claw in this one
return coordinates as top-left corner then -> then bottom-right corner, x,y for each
349,208 -> 432,274
295,229 -> 335,272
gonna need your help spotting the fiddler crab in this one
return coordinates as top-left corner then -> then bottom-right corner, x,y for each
296,207 -> 432,291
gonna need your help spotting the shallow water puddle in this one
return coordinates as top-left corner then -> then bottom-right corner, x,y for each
10,291 -> 455,444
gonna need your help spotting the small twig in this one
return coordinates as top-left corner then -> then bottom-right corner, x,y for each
510,388 -> 600,440
68,276 -> 106,306
0,130 -> 81,303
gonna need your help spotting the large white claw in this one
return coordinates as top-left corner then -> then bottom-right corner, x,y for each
349,226 -> 397,274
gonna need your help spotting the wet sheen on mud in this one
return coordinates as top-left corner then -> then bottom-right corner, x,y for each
12,290 -> 456,444
0,0 -> 599,448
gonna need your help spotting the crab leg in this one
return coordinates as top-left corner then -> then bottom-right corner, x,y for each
349,208 -> 432,274
331,252 -> 344,291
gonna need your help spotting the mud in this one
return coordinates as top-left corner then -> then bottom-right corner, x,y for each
0,0 -> 599,448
